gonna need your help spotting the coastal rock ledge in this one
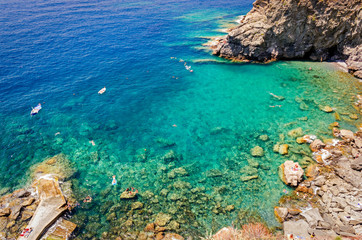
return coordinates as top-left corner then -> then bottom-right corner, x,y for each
212,0 -> 362,78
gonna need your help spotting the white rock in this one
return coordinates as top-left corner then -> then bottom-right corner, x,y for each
282,161 -> 304,186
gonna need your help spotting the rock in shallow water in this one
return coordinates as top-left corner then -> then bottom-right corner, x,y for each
279,161 -> 304,186
322,106 -> 334,113
279,144 -> 289,155
250,146 -> 264,157
154,213 -> 172,227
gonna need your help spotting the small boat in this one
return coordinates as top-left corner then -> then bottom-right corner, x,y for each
98,87 -> 106,94
30,103 -> 42,115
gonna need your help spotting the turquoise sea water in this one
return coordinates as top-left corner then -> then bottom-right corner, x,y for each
0,0 -> 361,238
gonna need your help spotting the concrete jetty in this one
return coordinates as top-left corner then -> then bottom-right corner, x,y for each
18,177 -> 68,240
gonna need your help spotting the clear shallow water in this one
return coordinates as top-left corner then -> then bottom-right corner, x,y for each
0,0 -> 361,238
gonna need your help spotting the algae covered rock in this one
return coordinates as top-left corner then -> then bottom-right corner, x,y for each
154,213 -> 172,227
240,166 -> 258,176
240,175 -> 258,182
322,106 -> 334,113
31,154 -> 74,181
250,146 -> 264,157
164,233 -> 184,240
131,202 -> 143,210
205,169 -> 223,178
162,150 -> 180,162
279,144 -> 289,155
288,128 -> 303,138
172,181 -> 191,189
247,158 -> 259,168
120,190 -> 138,199
167,167 -> 188,179
259,135 -> 269,141
156,137 -> 176,148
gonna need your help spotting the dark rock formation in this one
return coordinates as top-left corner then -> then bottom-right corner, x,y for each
212,0 -> 362,78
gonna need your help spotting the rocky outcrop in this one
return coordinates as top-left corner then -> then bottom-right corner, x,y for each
212,0 -> 362,78
279,161 -> 304,186
0,154 -> 76,240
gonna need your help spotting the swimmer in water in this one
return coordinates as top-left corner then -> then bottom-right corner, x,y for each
112,175 -> 117,185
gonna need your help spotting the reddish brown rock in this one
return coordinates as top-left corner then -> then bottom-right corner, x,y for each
155,232 -> 164,240
163,233 -> 184,240
305,164 -> 319,179
144,222 -> 155,232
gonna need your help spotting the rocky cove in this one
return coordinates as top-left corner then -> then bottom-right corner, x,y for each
1,0 -> 362,240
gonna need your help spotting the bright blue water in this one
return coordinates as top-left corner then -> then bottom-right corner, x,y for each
0,0 -> 361,238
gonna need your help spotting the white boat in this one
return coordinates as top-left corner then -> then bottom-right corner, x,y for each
98,87 -> 106,94
30,103 -> 42,115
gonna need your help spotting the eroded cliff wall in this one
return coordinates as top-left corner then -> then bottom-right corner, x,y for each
213,0 -> 362,78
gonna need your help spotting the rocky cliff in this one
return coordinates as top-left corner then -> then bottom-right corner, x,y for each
212,0 -> 362,78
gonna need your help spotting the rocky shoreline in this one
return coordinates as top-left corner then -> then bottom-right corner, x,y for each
210,0 -> 362,79
276,127 -> 362,239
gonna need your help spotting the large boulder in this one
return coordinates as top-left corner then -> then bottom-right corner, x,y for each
279,161 -> 304,186
339,129 -> 355,142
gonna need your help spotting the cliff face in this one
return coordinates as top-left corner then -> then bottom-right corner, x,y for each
213,0 -> 362,78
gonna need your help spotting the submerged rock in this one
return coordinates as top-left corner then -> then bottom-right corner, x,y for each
322,106 -> 334,113
299,102 -> 309,111
210,126 -> 229,135
240,175 -> 258,182
120,190 -> 138,199
167,167 -> 188,179
206,169 -> 223,178
162,150 -> 179,162
156,137 -> 176,148
350,114 -> 358,120
288,128 -> 303,138
154,213 -> 172,227
131,202 -> 144,210
250,146 -> 264,157
247,158 -> 259,168
259,135 -> 269,141
279,144 -> 289,155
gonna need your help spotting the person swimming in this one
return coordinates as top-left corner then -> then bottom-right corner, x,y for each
112,175 -> 117,185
